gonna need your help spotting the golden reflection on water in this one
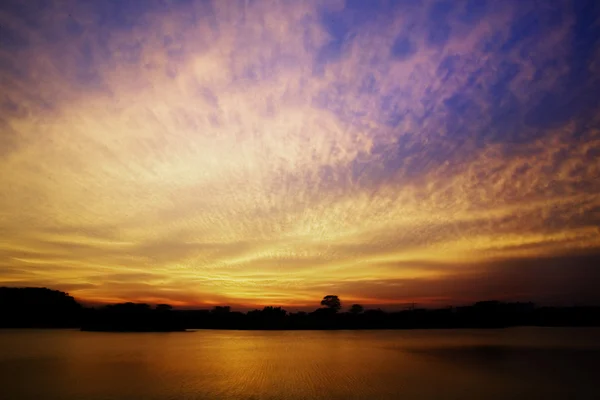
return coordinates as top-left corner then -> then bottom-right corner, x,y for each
0,328 -> 598,400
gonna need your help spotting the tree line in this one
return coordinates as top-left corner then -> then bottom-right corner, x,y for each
1,287 -> 599,331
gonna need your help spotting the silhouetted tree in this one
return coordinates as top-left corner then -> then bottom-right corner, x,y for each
106,302 -> 151,312
212,305 -> 231,314
5,286 -> 600,331
320,295 -> 341,312
0,287 -> 81,328
261,306 -> 287,318
349,304 -> 364,314
292,311 -> 307,317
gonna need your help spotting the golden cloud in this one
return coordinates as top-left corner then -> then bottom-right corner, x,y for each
1,0 -> 599,308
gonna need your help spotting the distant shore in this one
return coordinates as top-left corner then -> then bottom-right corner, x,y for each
2,287 -> 599,332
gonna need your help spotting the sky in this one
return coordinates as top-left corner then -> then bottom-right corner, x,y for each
1,0 -> 599,310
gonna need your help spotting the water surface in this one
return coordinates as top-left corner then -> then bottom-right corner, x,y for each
0,328 -> 598,399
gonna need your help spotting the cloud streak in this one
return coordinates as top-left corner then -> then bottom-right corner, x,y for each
1,0 -> 599,308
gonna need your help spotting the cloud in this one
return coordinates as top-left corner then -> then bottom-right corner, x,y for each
0,0 -> 598,307
320,250 -> 600,307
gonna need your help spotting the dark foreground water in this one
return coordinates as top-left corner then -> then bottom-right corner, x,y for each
0,328 -> 598,400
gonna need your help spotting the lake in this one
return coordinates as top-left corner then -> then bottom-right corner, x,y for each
0,328 -> 598,399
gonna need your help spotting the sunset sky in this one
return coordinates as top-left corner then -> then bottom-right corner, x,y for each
1,0 -> 599,309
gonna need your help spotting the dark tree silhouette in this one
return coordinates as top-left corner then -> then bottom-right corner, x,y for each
212,306 -> 231,314
3,287 -> 600,331
261,306 -> 287,317
349,304 -> 364,314
321,295 -> 341,312
0,287 -> 81,328
105,302 -> 151,312
81,302 -> 184,332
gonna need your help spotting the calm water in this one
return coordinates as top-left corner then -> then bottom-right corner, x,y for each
0,328 -> 598,400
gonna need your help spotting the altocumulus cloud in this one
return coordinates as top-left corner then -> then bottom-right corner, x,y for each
0,0 -> 599,308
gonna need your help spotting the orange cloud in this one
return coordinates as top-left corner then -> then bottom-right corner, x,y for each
0,0 -> 599,308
